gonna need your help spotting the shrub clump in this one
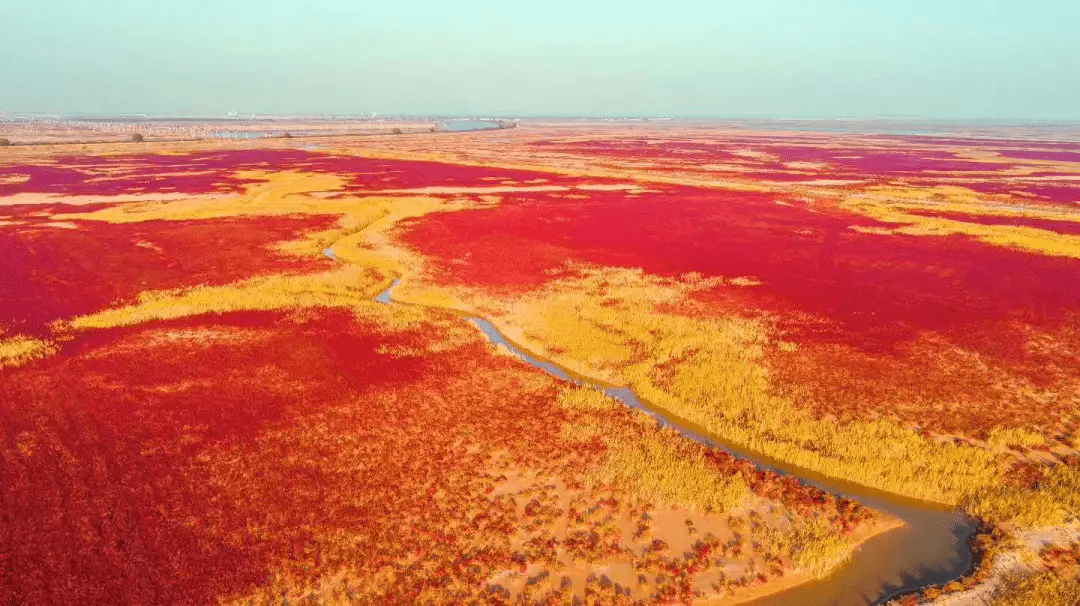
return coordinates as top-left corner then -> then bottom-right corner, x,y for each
989,570 -> 1080,606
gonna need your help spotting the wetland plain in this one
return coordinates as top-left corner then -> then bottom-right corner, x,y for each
2,120 -> 1079,605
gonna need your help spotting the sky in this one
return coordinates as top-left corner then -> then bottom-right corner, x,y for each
2,0 -> 1078,119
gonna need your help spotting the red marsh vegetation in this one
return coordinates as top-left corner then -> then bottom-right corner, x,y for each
960,181 -> 1080,205
2,132 -> 1077,603
400,185 -> 1080,347
0,149 -> 585,199
529,137 -> 1015,179
0,306 -> 873,604
399,175 -> 1080,439
0,147 -> 596,336
0,215 -> 336,335
0,309 -> 431,604
995,148 -> 1080,163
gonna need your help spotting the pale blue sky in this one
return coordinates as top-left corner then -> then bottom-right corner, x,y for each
2,0 -> 1078,118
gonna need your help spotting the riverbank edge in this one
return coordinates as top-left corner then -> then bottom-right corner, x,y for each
371,277 -> 987,603
714,515 -> 908,606
387,278 -> 960,510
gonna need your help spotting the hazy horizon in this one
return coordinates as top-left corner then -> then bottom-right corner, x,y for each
3,0 -> 1078,120
6,112 -> 1080,123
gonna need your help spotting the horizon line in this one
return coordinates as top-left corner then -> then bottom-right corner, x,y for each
5,112 -> 1080,124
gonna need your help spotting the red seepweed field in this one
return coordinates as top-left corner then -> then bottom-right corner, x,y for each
1,214 -> 337,335
2,123 -> 1079,605
2,305 -> 882,604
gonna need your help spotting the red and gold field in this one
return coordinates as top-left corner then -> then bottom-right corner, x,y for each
2,122 -> 1078,604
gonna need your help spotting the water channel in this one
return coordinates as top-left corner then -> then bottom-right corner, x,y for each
443,119 -> 503,132
330,247 -> 979,605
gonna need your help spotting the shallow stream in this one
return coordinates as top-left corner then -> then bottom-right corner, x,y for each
349,260 -> 979,605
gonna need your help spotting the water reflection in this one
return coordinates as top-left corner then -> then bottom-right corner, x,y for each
443,119 -> 501,132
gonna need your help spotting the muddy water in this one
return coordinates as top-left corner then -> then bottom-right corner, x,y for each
364,272 -> 976,605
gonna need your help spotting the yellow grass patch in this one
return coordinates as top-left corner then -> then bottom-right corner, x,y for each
14,166 -> 513,363
967,463 -> 1080,527
411,266 -> 1009,505
62,265 -> 387,332
49,169 -> 489,276
765,516 -> 859,578
555,385 -> 878,582
561,392 -> 735,508
842,186 -> 1080,259
902,197 -> 1080,227
986,427 -> 1047,451
0,335 -> 57,368
351,184 -> 570,195
559,387 -> 749,513
321,196 -> 488,276
53,171 -> 347,223
988,569 -> 1080,606
597,436 -> 750,513
557,387 -> 623,413
340,147 -> 776,193
48,168 -> 495,285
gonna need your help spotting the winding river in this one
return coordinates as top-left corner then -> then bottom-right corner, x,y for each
331,244 -> 978,605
